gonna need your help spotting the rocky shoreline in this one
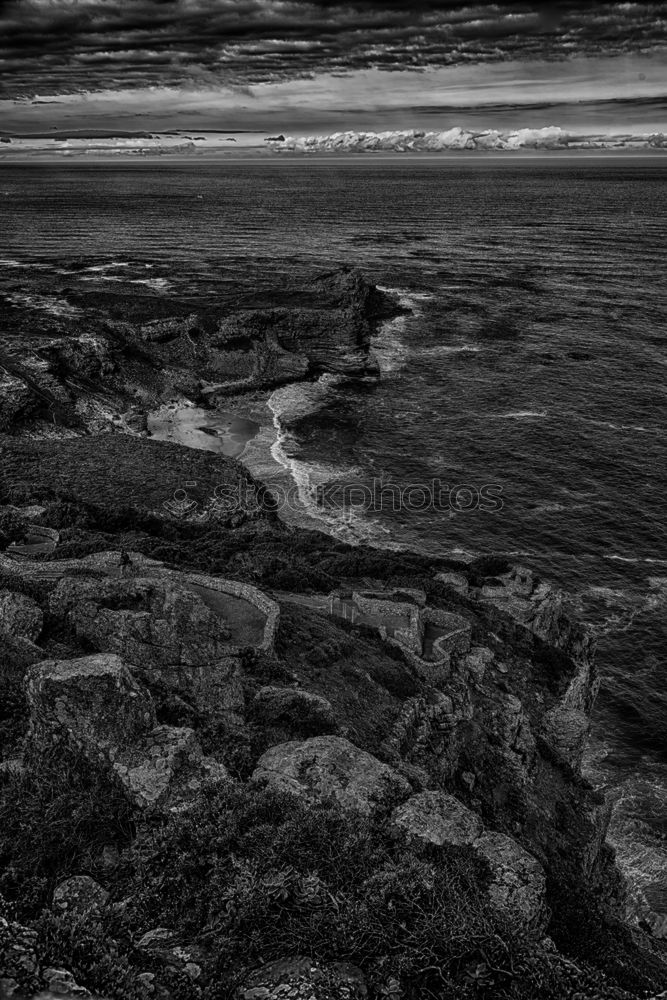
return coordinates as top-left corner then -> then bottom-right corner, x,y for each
1,267 -> 666,999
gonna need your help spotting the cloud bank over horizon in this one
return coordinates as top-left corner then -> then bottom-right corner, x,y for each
267,125 -> 667,153
1,123 -> 665,161
1,2 -> 665,137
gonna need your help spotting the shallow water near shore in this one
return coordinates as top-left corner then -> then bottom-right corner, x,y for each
147,403 -> 260,458
1,159 -> 666,928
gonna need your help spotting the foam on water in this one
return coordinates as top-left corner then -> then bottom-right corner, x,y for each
129,277 -> 172,291
83,262 -> 132,272
584,743 -> 667,936
6,291 -> 83,318
497,410 -> 548,419
370,314 -> 410,373
267,384 -> 382,545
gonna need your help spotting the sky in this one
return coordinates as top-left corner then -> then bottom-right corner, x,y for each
1,1 -> 666,136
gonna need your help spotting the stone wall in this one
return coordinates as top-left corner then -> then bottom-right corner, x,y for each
178,572 -> 279,653
0,550 -> 279,654
352,592 -> 423,653
423,608 -> 472,658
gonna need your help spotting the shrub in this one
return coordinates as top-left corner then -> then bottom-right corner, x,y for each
0,742 -> 136,917
117,783 -> 544,998
33,909 -> 199,1000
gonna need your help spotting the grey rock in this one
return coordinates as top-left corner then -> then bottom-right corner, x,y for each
391,791 -> 483,846
0,591 -> 43,642
27,653 -> 156,752
475,831 -> 548,932
42,969 -> 91,998
252,736 -> 411,816
390,792 -> 547,933
113,724 -> 229,810
26,653 -> 230,811
136,928 -> 177,950
52,876 -> 109,917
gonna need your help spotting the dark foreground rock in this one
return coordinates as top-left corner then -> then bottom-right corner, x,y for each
26,653 -> 229,810
252,735 -> 412,815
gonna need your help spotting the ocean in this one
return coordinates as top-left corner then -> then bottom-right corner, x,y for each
1,159 -> 666,923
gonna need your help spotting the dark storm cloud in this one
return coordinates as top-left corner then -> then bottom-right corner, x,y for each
0,1 -> 665,97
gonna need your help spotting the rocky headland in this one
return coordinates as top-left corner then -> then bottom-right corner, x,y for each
1,267 -> 666,1000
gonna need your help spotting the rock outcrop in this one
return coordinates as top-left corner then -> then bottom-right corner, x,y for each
202,270 -> 399,395
26,653 -> 229,810
252,736 -> 411,816
468,564 -> 598,769
391,791 -> 547,932
48,576 -> 244,717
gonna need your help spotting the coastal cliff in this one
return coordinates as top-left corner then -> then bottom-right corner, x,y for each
1,270 -> 666,999
0,267 -> 401,434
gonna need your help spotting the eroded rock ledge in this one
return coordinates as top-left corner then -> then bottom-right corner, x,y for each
0,268 -> 404,435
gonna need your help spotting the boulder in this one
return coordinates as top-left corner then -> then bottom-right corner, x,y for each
48,576 -> 244,716
434,571 -> 469,595
252,736 -> 411,816
52,876 -> 109,917
113,724 -> 229,809
391,791 -> 483,847
41,968 -> 91,998
27,653 -> 156,753
0,591 -> 43,642
26,653 -> 230,811
252,686 -> 338,735
475,831 -> 547,932
236,957 -> 366,1000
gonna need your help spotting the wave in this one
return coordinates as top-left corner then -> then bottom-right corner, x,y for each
416,344 -> 482,356
0,259 -> 51,271
576,415 -> 661,435
6,291 -> 83,318
497,410 -> 548,419
129,277 -> 172,291
267,126 -> 667,154
371,314 -> 410,374
580,576 -> 667,636
266,383 -> 376,545
83,262 -> 132,273
266,381 -> 407,548
377,285 -> 435,307
584,744 -> 667,936
605,555 -> 667,566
